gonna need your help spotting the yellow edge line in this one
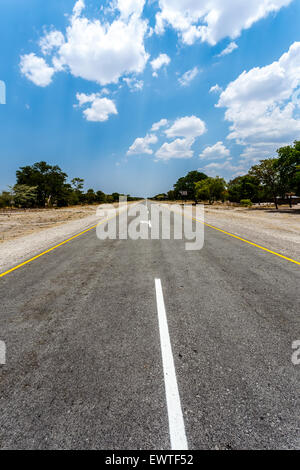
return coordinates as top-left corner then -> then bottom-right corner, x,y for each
0,209 -> 124,279
197,218 -> 300,267
160,203 -> 300,267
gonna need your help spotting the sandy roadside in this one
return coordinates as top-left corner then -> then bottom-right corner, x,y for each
0,205 -> 98,243
203,206 -> 300,262
158,201 -> 300,263
0,204 -> 124,273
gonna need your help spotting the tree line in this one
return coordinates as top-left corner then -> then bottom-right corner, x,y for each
0,161 -> 141,209
152,141 -> 300,209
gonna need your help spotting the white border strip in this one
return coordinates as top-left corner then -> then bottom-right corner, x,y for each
155,278 -> 188,450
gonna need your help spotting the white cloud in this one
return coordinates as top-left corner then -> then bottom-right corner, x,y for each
59,5 -> 149,85
127,134 -> 158,155
217,41 -> 238,57
20,53 -> 55,87
165,115 -> 206,139
199,141 -> 230,160
155,138 -> 194,160
20,0 -> 149,87
217,41 -> 300,162
240,143 -> 275,163
117,0 -> 145,19
76,92 -> 97,107
151,118 -> 168,132
200,160 -> 246,177
76,93 -> 118,122
209,84 -> 222,94
123,77 -> 144,91
150,53 -> 171,73
155,0 -> 292,45
178,66 -> 199,86
73,0 -> 85,18
40,31 -> 65,55
127,115 -> 207,160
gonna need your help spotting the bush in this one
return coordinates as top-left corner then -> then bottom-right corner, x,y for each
0,191 -> 12,208
240,199 -> 253,207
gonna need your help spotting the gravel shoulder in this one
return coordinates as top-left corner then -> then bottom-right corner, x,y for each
0,214 -> 98,274
0,204 -> 120,273
160,201 -> 300,262
204,205 -> 300,262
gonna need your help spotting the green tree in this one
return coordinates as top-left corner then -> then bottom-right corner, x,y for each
16,161 -> 68,207
71,178 -> 84,192
174,171 -> 207,202
195,177 -> 226,204
85,189 -> 96,204
167,190 -> 175,201
11,184 -> 37,208
153,193 -> 167,201
111,192 -> 121,202
0,191 -> 13,208
228,175 -> 260,203
70,177 -> 85,205
276,141 -> 300,197
106,195 -> 114,203
194,179 -> 210,202
249,159 -> 282,210
95,190 -> 106,203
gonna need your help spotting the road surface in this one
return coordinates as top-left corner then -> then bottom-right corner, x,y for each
0,200 -> 299,449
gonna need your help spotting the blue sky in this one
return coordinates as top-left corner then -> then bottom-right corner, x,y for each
1,0 -> 300,196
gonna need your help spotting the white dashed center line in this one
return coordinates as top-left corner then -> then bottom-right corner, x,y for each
154,278 -> 188,450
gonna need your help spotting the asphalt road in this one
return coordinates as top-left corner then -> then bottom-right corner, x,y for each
0,200 -> 299,450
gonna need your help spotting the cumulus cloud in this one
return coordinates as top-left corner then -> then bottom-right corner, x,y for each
20,53 -> 56,87
165,115 -> 206,139
200,160 -> 246,178
178,67 -> 199,86
59,4 -> 149,85
20,0 -> 149,87
155,138 -> 194,160
40,30 -> 65,55
239,143 -> 276,163
209,84 -> 222,94
199,141 -> 230,160
150,53 -> 171,75
155,0 -> 292,45
117,0 -> 145,19
151,118 -> 168,132
76,93 -> 118,122
199,159 -> 247,178
203,161 -> 247,178
127,115 -> 207,160
127,134 -> 158,155
217,41 -> 238,57
217,41 -> 300,162
73,0 -> 86,18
